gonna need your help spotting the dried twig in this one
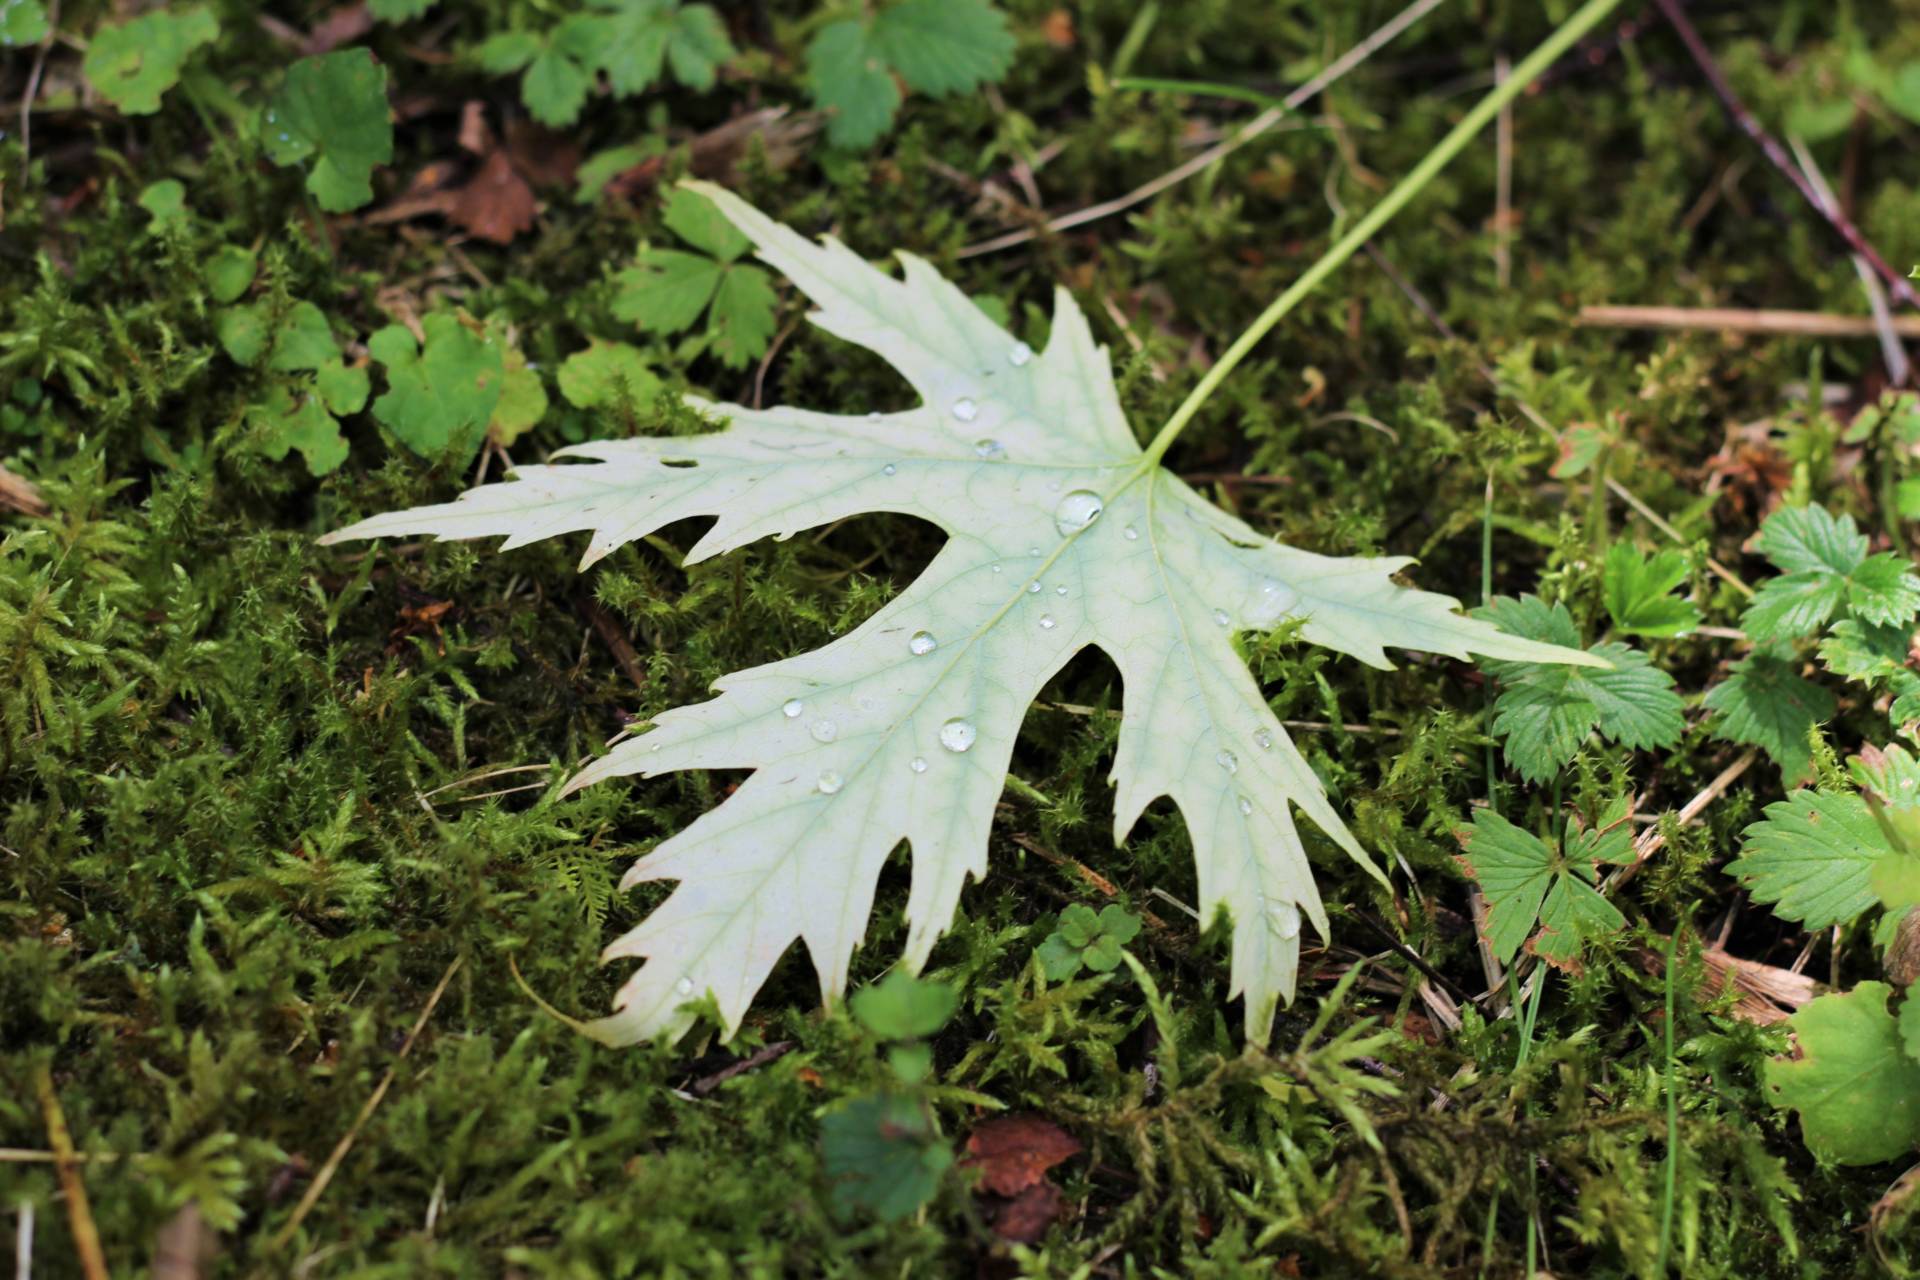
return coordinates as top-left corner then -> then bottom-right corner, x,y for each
34,1064 -> 108,1280
957,0 -> 1449,258
0,465 -> 49,517
577,598 -> 648,692
266,956 -> 464,1253
1579,304 -> 1920,340
1652,0 -> 1920,312
1604,750 -> 1758,894
1787,137 -> 1910,385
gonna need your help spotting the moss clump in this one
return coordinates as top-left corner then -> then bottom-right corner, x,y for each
4,1 -> 1919,1274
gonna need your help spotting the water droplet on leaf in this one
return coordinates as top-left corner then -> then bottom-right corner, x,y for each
817,770 -> 844,794
973,438 -> 1005,459
782,699 -> 804,719
1053,489 -> 1104,535
908,630 -> 937,656
810,719 -> 838,743
1216,750 -> 1239,774
1007,341 -> 1033,366
1038,615 -> 1056,630
1268,901 -> 1301,940
952,397 -> 979,422
1238,795 -> 1252,816
910,757 -> 928,774
939,718 -> 976,752
1250,579 -> 1300,625
1254,729 -> 1274,750
1123,526 -> 1139,541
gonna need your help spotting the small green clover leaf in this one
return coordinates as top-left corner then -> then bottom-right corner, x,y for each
850,969 -> 956,1085
218,302 -> 367,477
556,341 -> 660,411
1458,805 -> 1632,969
611,188 -> 777,369
263,50 -> 395,213
1037,903 -> 1142,981
475,0 -> 733,128
82,7 -> 218,116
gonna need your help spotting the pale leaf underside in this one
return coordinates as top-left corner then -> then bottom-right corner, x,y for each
322,182 -> 1597,1045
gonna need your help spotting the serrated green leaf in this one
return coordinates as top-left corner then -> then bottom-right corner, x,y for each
1756,505 -> 1868,575
1602,543 -> 1699,638
1704,649 -> 1835,784
820,1094 -> 951,1221
1818,618 -> 1910,683
476,31 -> 542,73
1766,983 -> 1920,1165
806,20 -> 902,149
1458,812 -> 1624,967
263,51 -> 394,213
1727,790 -> 1889,929
592,0 -> 734,95
83,8 -> 218,116
368,315 -> 504,462
1847,555 -> 1920,626
614,251 -> 726,333
1476,598 -> 1681,784
322,182 -> 1599,1046
522,44 -> 594,127
268,303 -> 341,373
870,0 -> 1013,97
661,187 -> 749,261
708,265 -> 778,369
1743,505 -> 1920,642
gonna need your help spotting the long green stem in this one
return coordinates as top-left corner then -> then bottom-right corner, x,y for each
1140,0 -> 1628,467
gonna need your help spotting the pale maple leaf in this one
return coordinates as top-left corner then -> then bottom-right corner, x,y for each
322,182 -> 1597,1045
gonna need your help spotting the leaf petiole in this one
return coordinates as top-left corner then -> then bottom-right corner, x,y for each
1140,0 -> 1628,468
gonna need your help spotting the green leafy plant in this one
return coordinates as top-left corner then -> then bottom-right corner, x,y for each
217,301 -> 369,476
1602,543 -> 1701,638
804,0 -> 1015,148
1474,596 -> 1683,784
81,7 -> 218,115
323,183 -> 1594,1046
820,970 -> 959,1220
1036,903 -> 1141,980
612,188 -> 779,369
1458,800 -> 1633,968
366,313 -> 538,463
0,0 -> 49,47
475,0 -> 733,128
1743,744 -> 1920,1163
262,50 -> 395,213
1740,505 -> 1920,644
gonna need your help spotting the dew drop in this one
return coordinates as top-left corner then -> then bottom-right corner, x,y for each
991,563 -> 1003,574
1216,749 -> 1239,775
1055,585 -> 1068,597
908,630 -> 937,656
1254,729 -> 1274,751
1028,582 -> 1042,594
1007,341 -> 1033,366
856,694 -> 877,712
676,976 -> 694,995
1249,579 -> 1301,626
910,756 -> 929,774
868,410 -> 883,420
952,397 -> 979,422
1028,546 -> 1042,557
782,699 -> 804,719
1212,608 -> 1231,627
810,719 -> 838,743
1268,901 -> 1302,940
1123,525 -> 1139,541
817,770 -> 844,795
1238,795 -> 1253,817
973,438 -> 1005,460
939,718 -> 977,753
1038,615 -> 1056,630
883,463 -> 897,476
1053,489 -> 1104,536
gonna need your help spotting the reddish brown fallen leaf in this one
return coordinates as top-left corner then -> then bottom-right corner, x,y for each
447,150 -> 536,245
1041,9 -> 1075,48
458,101 -> 494,156
963,1113 -> 1081,1197
989,1181 -> 1064,1244
505,121 -> 581,189
304,4 -> 373,55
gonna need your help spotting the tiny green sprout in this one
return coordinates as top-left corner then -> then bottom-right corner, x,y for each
1037,903 -> 1142,981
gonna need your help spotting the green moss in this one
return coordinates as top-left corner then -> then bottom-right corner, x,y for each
4,0 -> 1919,1274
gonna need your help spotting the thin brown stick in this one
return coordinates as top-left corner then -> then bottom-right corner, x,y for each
1579,304 -> 1920,339
0,464 -> 49,517
1605,750 -> 1758,894
1652,0 -> 1920,312
578,598 -> 648,692
1787,137 -> 1910,385
1493,54 -> 1513,290
956,0 -> 1450,258
34,1064 -> 109,1280
266,956 -> 464,1252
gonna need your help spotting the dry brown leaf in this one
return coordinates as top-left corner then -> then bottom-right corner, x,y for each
963,1114 -> 1081,1197
990,1181 -> 1065,1244
447,150 -> 536,245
